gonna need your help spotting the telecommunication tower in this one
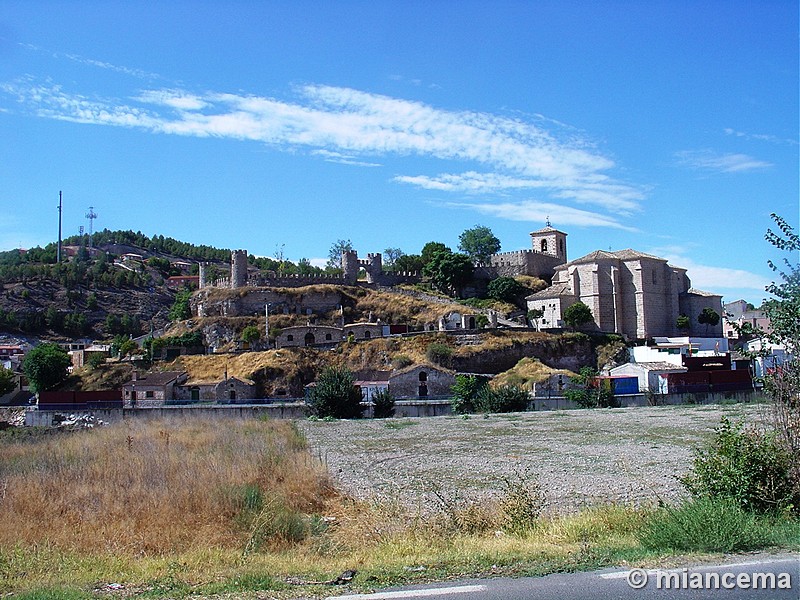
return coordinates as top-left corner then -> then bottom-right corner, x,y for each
85,206 -> 98,248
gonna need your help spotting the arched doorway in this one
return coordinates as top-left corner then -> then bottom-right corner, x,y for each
418,371 -> 428,397
304,332 -> 315,346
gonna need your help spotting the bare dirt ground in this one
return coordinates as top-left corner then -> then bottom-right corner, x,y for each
299,403 -> 769,514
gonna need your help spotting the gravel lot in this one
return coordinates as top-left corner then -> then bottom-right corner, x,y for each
299,403 -> 768,514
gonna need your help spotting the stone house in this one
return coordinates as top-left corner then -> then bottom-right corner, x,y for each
389,364 -> 456,398
353,370 -> 391,402
174,376 -> 257,402
343,322 -> 383,341
275,325 -> 343,348
122,371 -> 188,408
526,249 -> 723,340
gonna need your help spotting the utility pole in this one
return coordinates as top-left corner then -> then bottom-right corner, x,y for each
57,191 -> 63,264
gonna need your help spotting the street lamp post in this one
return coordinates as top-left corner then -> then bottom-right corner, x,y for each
265,303 -> 272,349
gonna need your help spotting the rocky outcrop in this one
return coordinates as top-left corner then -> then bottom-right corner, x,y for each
451,334 -> 595,375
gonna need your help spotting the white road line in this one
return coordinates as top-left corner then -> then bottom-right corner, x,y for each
599,571 -> 632,580
599,557 -> 800,580
327,584 -> 487,600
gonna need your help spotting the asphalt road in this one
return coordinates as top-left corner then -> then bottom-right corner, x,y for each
327,555 -> 800,600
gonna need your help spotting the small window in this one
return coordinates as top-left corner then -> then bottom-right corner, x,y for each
287,334 -> 294,341
419,371 -> 428,382
145,391 -> 154,398
364,330 -> 371,339
325,333 -> 332,341
541,240 -> 548,252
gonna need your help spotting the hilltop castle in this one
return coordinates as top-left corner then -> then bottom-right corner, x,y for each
198,223 -> 568,290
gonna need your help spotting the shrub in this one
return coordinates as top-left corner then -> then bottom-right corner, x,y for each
451,374 -> 490,414
638,497 -> 770,553
498,469 -> 544,534
564,366 -> 618,408
391,354 -> 413,369
476,385 -> 530,413
371,388 -> 396,418
241,325 -> 261,345
86,353 -> 106,369
680,418 -> 799,515
426,342 -> 453,367
307,366 -> 364,419
486,276 -> 524,303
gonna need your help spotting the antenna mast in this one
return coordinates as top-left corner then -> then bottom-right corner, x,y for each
57,191 -> 63,264
85,206 -> 97,248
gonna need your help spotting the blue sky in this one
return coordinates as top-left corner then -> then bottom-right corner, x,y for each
1,1 -> 797,306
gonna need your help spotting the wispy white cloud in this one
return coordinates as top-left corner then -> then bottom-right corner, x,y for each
657,251 -> 770,292
2,78 -> 646,224
675,149 -> 772,173
723,127 -> 798,146
443,199 -> 639,232
308,257 -> 328,269
135,89 -> 209,111
312,149 -> 382,167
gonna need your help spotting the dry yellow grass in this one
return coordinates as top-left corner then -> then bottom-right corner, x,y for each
490,357 -> 575,390
0,418 -> 334,555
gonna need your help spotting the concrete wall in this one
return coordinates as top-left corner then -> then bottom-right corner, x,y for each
23,389 -> 762,426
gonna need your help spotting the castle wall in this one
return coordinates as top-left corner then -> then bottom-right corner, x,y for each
488,249 -> 563,280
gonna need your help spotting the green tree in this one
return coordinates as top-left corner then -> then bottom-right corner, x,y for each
676,313 -> 691,332
487,276 -> 525,303
86,352 -> 106,369
423,250 -> 474,297
420,242 -> 450,266
451,374 -> 491,414
563,301 -> 594,331
308,366 -> 364,419
22,343 -> 71,393
241,325 -> 261,346
458,225 -> 501,264
698,307 -> 721,334
327,239 -> 353,271
383,247 -> 405,270
761,213 -> 800,491
169,289 -> 193,321
564,366 -> 617,408
86,292 -> 98,310
118,338 -> 139,358
394,254 -> 424,273
45,306 -> 63,330
0,366 -> 15,396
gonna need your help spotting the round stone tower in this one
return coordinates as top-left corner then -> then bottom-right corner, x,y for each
342,250 -> 359,284
198,262 -> 207,289
230,250 -> 248,288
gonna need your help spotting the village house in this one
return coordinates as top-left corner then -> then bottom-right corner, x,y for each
174,375 -> 256,403
388,364 -> 456,398
353,370 -> 390,402
122,371 -> 188,408
723,299 -> 772,340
